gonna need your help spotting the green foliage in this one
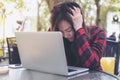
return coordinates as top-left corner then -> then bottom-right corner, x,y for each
5,0 -> 16,2
1,0 -> 120,32
1,0 -> 24,9
80,0 -> 120,29
15,0 -> 24,9
106,0 -> 120,4
100,6 -> 109,30
0,2 -> 3,9
100,0 -> 120,30
39,0 -> 50,31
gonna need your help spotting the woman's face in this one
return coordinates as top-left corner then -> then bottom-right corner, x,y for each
58,20 -> 75,42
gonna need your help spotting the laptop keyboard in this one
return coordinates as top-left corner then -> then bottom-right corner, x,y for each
68,69 -> 76,72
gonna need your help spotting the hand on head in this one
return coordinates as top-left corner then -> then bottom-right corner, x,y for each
69,7 -> 83,31
50,2 -> 84,32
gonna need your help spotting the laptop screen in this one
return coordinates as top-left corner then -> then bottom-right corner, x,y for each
15,32 -> 89,76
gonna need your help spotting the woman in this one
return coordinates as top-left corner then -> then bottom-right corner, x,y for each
50,1 -> 106,70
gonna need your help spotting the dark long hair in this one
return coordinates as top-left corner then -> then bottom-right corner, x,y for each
50,1 -> 90,39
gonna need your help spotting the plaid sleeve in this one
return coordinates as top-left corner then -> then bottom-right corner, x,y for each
75,27 -> 106,70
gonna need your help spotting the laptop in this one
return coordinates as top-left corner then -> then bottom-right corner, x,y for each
15,32 -> 89,76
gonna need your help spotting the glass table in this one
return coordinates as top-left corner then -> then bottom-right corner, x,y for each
0,67 -> 119,80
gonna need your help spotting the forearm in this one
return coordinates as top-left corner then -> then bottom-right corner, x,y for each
75,28 -> 106,68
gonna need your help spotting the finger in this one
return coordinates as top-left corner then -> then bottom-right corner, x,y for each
70,7 -> 81,16
68,7 -> 81,18
69,7 -> 75,15
68,12 -> 73,19
67,8 -> 75,18
73,7 -> 81,13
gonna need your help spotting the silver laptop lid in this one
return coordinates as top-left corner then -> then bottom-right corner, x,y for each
15,32 -> 68,75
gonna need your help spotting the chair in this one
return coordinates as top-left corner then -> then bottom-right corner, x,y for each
102,39 -> 120,75
6,37 -> 21,65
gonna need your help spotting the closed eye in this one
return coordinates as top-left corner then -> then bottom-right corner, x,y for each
65,27 -> 73,32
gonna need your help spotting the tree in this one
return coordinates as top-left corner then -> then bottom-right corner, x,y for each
0,0 -> 24,55
36,0 -> 42,31
100,0 -> 120,30
95,0 -> 101,27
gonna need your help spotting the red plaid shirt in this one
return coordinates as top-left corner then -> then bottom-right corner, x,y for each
66,26 -> 106,70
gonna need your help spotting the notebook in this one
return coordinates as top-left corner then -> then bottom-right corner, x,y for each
15,32 -> 89,76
